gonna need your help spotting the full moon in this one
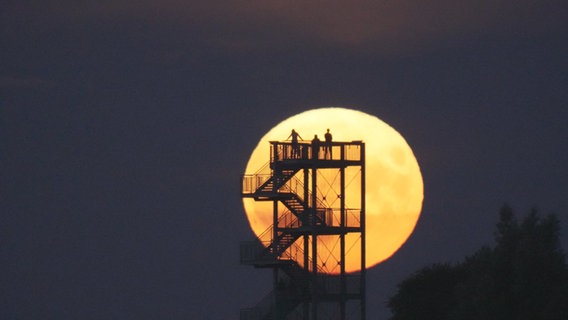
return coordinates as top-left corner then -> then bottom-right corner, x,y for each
243,107 -> 423,273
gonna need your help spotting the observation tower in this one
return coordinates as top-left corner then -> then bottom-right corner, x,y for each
240,139 -> 366,320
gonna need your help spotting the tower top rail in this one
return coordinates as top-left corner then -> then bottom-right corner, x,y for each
269,140 -> 364,164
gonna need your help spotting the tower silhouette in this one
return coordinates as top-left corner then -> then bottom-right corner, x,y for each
240,138 -> 366,320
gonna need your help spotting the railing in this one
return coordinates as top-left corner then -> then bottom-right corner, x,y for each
326,208 -> 362,228
277,210 -> 301,229
241,169 -> 300,195
240,207 -> 360,264
269,140 -> 363,162
241,234 -> 326,275
283,175 -> 331,219
281,241 -> 326,274
270,141 -> 311,161
263,210 -> 299,241
242,171 -> 330,224
277,175 -> 303,198
343,141 -> 363,161
240,210 -> 300,264
241,173 -> 270,195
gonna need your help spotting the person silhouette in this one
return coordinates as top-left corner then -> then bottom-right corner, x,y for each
324,128 -> 332,159
311,134 -> 321,159
288,129 -> 302,159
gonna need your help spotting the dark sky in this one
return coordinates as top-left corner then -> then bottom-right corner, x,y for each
2,1 -> 568,319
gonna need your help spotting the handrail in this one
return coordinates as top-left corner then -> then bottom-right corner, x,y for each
269,140 -> 363,162
256,210 -> 299,244
283,241 -> 325,274
241,173 -> 271,195
284,175 -> 329,213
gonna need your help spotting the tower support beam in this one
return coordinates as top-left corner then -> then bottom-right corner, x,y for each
240,140 -> 366,320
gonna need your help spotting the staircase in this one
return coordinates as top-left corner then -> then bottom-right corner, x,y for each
241,140 -> 366,320
278,192 -> 326,225
252,169 -> 300,199
268,232 -> 300,257
241,259 -> 311,320
240,162 -> 330,320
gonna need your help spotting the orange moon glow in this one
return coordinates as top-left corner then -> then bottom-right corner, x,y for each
243,107 -> 423,273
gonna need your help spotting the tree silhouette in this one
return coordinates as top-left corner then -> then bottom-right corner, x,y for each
388,205 -> 568,320
388,263 -> 464,319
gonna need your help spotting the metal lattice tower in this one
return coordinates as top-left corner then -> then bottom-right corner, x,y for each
240,139 -> 366,320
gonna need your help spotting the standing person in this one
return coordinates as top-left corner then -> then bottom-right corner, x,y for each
311,134 -> 321,160
288,129 -> 302,159
324,128 -> 332,159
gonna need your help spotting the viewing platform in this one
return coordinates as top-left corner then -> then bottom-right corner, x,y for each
269,140 -> 364,169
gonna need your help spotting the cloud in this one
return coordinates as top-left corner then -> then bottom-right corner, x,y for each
3,1 -> 566,53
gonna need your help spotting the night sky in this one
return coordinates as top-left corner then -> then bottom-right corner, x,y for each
2,1 -> 568,319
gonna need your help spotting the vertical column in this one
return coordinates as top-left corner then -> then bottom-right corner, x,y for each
303,168 -> 310,227
360,143 -> 366,320
273,200 -> 278,256
340,145 -> 346,319
272,200 -> 279,320
303,168 -> 310,319
311,165 -> 318,320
